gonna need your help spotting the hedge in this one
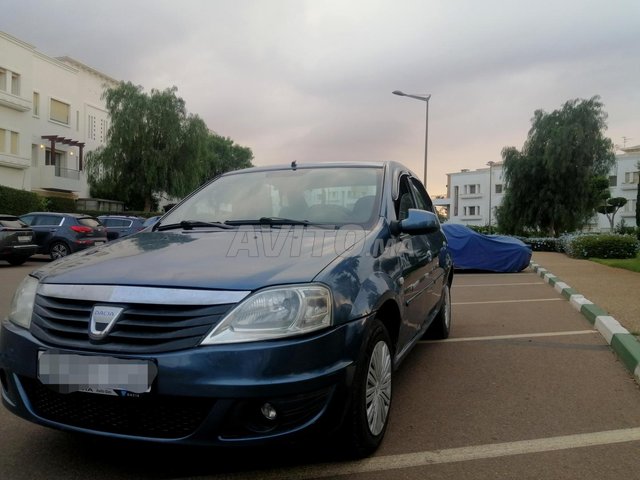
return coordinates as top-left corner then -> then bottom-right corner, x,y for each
44,196 -> 77,213
563,234 -> 639,259
517,237 -> 561,252
0,185 -> 45,215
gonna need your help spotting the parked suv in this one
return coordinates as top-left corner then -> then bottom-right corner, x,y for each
0,215 -> 38,265
98,215 -> 145,241
1,162 -> 453,457
19,213 -> 107,260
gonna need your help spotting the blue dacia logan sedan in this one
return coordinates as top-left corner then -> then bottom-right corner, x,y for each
0,162 -> 452,457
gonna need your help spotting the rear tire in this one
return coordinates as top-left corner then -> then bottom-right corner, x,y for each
7,256 -> 28,266
50,241 -> 70,260
425,283 -> 451,340
343,318 -> 393,458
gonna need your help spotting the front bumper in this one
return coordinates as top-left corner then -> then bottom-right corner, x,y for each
0,316 -> 369,446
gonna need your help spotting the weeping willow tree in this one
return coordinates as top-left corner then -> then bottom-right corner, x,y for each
497,96 -> 616,236
87,82 -> 253,211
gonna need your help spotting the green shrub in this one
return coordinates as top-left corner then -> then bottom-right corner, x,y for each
518,237 -> 560,252
44,196 -> 77,213
0,185 -> 45,215
564,234 -> 639,259
468,225 -> 494,235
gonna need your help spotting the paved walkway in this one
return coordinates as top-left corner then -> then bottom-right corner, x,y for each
532,252 -> 640,335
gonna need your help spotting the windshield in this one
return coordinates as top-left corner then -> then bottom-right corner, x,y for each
161,166 -> 383,227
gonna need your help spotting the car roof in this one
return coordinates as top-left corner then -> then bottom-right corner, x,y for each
221,161 -> 388,176
20,212 -> 98,219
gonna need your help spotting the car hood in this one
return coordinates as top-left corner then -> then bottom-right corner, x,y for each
33,229 -> 360,291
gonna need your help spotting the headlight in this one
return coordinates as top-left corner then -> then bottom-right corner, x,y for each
8,275 -> 39,329
201,284 -> 332,345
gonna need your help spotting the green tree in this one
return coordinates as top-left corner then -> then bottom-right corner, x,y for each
636,161 -> 640,231
597,196 -> 628,231
87,82 -> 253,211
200,133 -> 254,182
497,97 -> 616,236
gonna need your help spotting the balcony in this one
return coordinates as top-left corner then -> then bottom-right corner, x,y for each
31,165 -> 85,193
0,90 -> 31,112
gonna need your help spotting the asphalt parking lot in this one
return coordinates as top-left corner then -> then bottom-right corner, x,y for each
1,261 -> 640,479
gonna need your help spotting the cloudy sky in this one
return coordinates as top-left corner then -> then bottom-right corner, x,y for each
3,0 -> 639,195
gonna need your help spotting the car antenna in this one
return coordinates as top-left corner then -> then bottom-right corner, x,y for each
291,160 -> 297,170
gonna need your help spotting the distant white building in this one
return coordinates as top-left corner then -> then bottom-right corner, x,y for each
435,146 -> 639,230
0,31 -> 117,200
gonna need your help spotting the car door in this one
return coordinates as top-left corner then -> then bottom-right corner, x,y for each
408,177 -> 445,319
32,214 -> 63,251
394,174 -> 432,344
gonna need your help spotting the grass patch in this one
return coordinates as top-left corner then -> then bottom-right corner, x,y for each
591,253 -> 640,273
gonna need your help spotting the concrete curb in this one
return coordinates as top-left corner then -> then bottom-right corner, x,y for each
530,261 -> 640,384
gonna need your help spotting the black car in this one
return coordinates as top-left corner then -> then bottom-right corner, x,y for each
1,162 -> 453,457
98,215 -> 145,241
0,215 -> 38,265
19,212 -> 107,260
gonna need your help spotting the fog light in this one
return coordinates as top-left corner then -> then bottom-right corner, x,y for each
260,402 -> 277,421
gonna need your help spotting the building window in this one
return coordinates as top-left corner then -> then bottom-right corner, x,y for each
10,131 -> 18,155
0,68 -> 6,91
464,184 -> 480,195
609,176 -> 617,187
495,184 -> 503,194
463,206 -> 480,216
100,118 -> 107,143
50,98 -> 70,125
11,72 -> 20,96
453,186 -> 459,216
625,200 -> 637,213
0,129 -> 18,155
33,92 -> 40,116
624,171 -> 639,184
45,149 -> 63,166
88,114 -> 96,140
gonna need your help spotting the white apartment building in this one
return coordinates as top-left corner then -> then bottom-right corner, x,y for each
436,145 -> 640,230
0,31 -> 116,200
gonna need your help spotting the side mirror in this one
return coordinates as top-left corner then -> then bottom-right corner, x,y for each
391,209 -> 440,235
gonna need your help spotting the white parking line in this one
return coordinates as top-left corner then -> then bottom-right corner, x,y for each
454,283 -> 546,287
453,298 -> 563,305
457,273 -> 534,277
217,427 -> 640,480
420,330 -> 597,344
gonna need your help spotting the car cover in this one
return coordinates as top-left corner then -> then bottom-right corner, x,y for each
441,224 -> 532,272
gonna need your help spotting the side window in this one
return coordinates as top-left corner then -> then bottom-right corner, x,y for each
20,215 -> 34,225
395,176 -> 417,221
36,215 -> 62,226
409,178 -> 434,213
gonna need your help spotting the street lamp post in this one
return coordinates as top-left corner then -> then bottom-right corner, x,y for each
487,161 -> 495,232
392,90 -> 431,188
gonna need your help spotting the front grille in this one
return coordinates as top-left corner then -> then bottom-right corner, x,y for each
30,295 -> 234,353
21,377 -> 212,439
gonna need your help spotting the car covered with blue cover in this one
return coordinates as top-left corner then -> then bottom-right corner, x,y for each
441,223 -> 531,272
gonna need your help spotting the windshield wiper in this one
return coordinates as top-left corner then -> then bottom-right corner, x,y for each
225,217 -> 335,229
155,220 -> 235,231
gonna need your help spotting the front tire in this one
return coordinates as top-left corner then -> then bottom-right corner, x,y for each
344,318 -> 393,457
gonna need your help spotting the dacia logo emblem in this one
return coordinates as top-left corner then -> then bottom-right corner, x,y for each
89,306 -> 124,341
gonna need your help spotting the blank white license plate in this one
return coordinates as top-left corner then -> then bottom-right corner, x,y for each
94,241 -> 105,246
18,236 -> 31,243
37,351 -> 157,395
